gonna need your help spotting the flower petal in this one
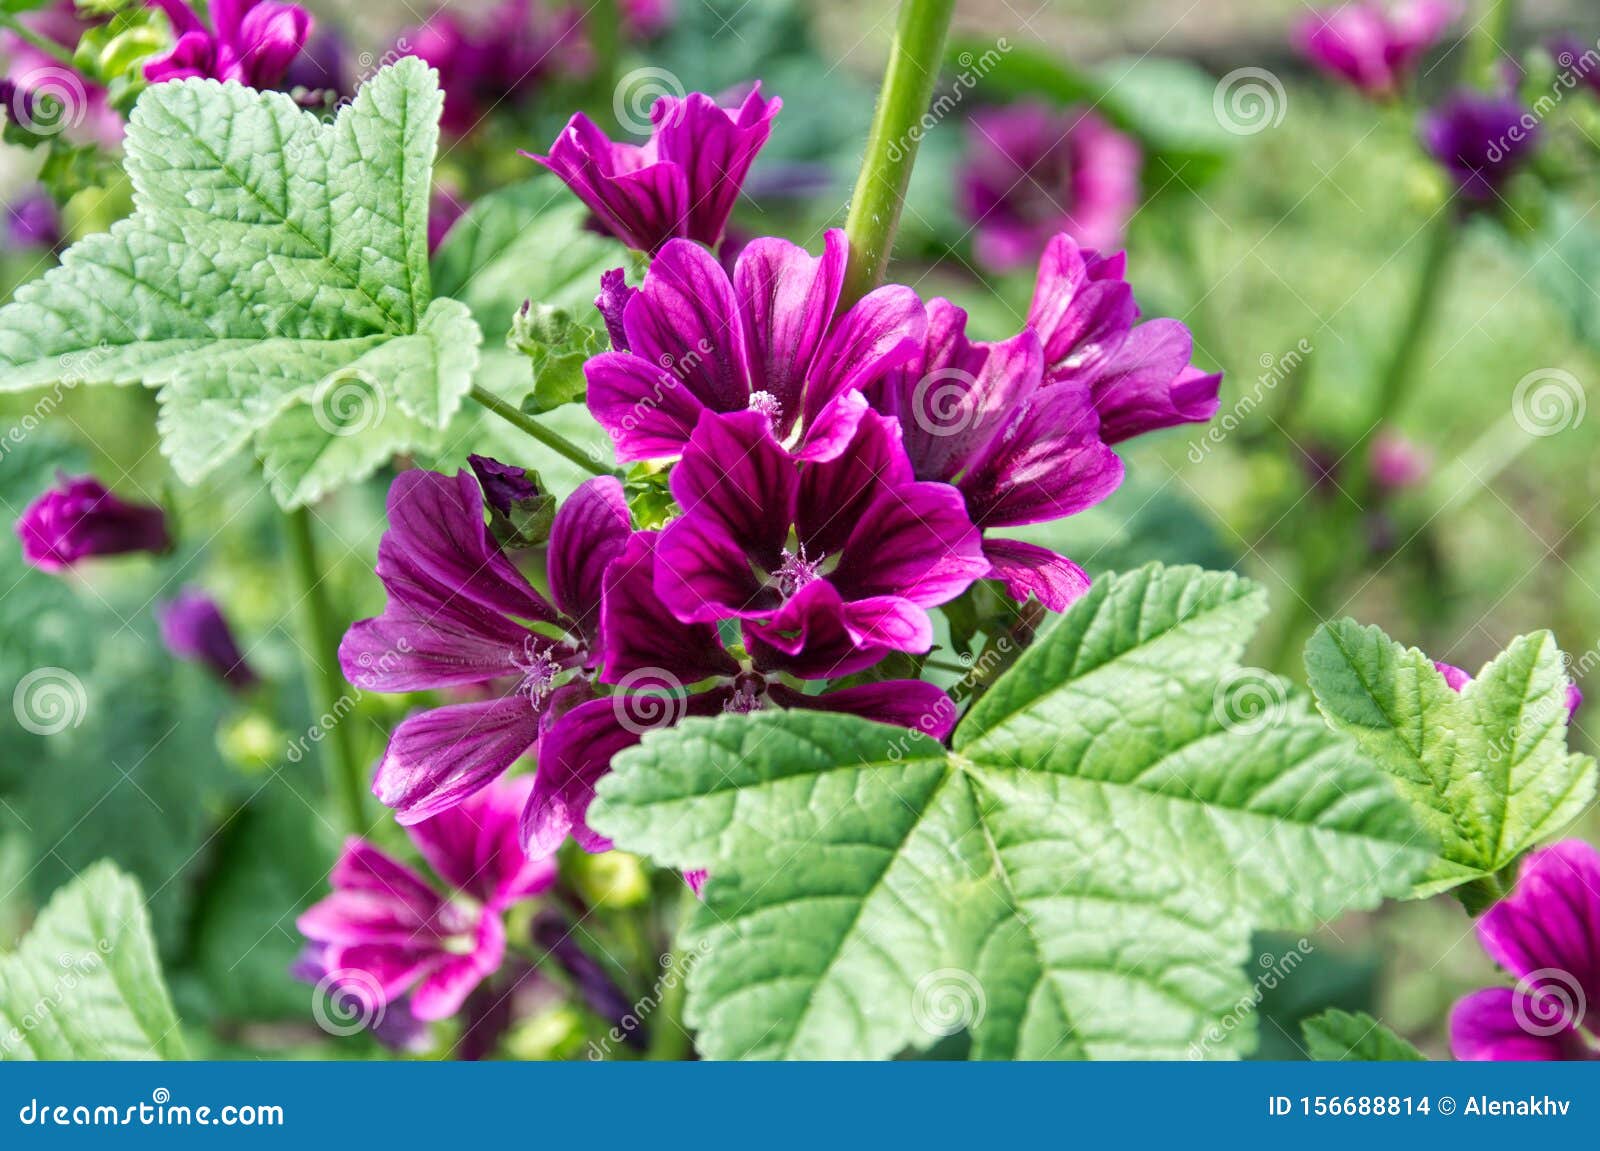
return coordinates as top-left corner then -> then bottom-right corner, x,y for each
807,284 -> 925,414
373,695 -> 542,825
600,531 -> 739,683
733,229 -> 846,434
584,351 -> 708,462
1450,987 -> 1589,1060
548,476 -> 632,642
982,537 -> 1093,611
408,915 -> 505,1021
768,679 -> 958,740
622,239 -> 749,413
1477,840 -> 1600,1023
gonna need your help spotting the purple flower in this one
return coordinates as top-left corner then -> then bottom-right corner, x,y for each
863,298 -> 1123,611
652,408 -> 989,673
298,775 -> 556,1023
402,0 -> 580,136
1292,1 -> 1458,98
1026,235 -> 1223,444
1450,840 -> 1600,1060
467,453 -> 539,515
621,0 -> 672,39
1549,35 -> 1600,97
522,527 -> 959,855
156,586 -> 258,690
960,103 -> 1141,273
144,0 -> 312,89
280,27 -> 349,107
584,230 -> 921,462
527,86 -> 780,253
1371,430 -> 1431,490
6,187 -> 60,250
15,474 -> 170,572
340,468 -> 631,824
1433,659 -> 1582,722
1421,90 -> 1538,203
428,183 -> 468,254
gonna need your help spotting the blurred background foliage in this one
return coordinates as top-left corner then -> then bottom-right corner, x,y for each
2,0 -> 1599,1058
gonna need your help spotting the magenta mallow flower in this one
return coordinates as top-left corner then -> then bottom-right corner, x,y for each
6,187 -> 60,250
959,102 -> 1141,273
144,0 -> 312,89
1421,90 -> 1538,203
298,775 -> 556,1023
339,468 -> 630,824
1550,35 -> 1600,98
584,230 -> 920,461
1450,840 -> 1600,1060
621,0 -> 672,39
524,526 -> 959,855
864,298 -> 1123,611
1026,236 -> 1223,444
402,0 -> 580,136
1292,1 -> 1458,98
1434,659 -> 1581,721
15,474 -> 170,572
1371,430 -> 1431,490
654,408 -> 989,672
156,587 -> 257,690
527,85 -> 779,253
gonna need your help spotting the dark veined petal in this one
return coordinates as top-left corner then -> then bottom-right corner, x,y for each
982,537 -> 1093,611
548,476 -> 632,644
373,695 -> 542,825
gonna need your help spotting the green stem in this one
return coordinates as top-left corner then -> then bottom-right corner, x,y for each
588,0 -> 621,128
0,14 -> 79,70
469,385 -> 612,476
283,507 -> 366,833
840,0 -> 958,307
1350,212 -> 1457,495
1466,0 -> 1514,89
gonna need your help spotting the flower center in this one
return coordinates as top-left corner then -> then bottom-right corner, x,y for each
774,544 -> 823,597
509,638 -> 562,706
723,678 -> 766,715
747,390 -> 783,423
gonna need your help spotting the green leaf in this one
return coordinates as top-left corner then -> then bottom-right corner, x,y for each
0,862 -> 186,1059
591,565 -> 1430,1060
1306,620 -> 1595,900
0,59 -> 477,507
1301,1009 -> 1425,1061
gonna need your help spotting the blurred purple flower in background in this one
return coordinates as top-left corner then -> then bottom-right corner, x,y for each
1370,430 -> 1431,490
529,86 -> 780,253
1421,90 -> 1538,203
1451,840 -> 1600,1060
401,0 -> 581,135
429,182 -> 468,253
1292,1 -> 1458,98
16,474 -> 170,573
6,187 -> 61,250
291,944 -> 432,1052
960,102 -> 1141,272
156,587 -> 258,690
1548,34 -> 1600,97
279,27 -> 349,107
144,0 -> 312,89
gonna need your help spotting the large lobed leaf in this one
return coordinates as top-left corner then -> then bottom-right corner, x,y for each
1306,620 -> 1595,900
0,59 -> 479,507
0,863 -> 186,1060
591,565 -> 1431,1060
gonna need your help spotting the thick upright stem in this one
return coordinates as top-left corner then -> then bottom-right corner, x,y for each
284,507 -> 366,833
1466,0 -> 1514,89
840,0 -> 958,307
469,385 -> 613,476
